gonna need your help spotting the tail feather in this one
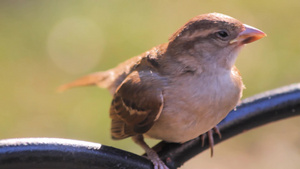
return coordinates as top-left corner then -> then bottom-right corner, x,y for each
58,71 -> 112,92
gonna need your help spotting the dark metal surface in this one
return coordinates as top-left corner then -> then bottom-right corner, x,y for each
1,83 -> 300,169
0,138 -> 152,169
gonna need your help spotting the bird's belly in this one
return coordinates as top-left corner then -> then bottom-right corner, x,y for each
145,106 -> 229,143
145,73 -> 242,143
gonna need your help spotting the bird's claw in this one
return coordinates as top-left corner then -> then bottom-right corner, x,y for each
145,149 -> 169,169
200,126 -> 222,157
150,158 -> 169,169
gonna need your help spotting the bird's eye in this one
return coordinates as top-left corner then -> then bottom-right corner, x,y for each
215,30 -> 229,40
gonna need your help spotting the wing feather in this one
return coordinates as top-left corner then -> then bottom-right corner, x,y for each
110,71 -> 166,139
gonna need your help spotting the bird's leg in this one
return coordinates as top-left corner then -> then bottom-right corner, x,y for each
132,135 -> 169,169
200,126 -> 222,157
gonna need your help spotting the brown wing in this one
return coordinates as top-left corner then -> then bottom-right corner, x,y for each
110,70 -> 166,140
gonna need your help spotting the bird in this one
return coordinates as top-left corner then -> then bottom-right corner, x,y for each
59,13 -> 266,169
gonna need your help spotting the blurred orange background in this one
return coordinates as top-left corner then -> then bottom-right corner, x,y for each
1,1 -> 300,168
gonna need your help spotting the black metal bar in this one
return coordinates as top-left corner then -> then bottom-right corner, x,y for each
0,138 -> 153,169
0,83 -> 300,169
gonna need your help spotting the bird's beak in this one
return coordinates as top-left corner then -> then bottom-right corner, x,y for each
230,24 -> 266,44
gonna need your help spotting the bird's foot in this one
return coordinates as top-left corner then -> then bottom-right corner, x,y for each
132,135 -> 169,169
145,148 -> 169,169
200,126 -> 222,157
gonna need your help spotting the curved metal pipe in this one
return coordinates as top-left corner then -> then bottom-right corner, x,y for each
0,138 -> 153,169
0,83 -> 300,169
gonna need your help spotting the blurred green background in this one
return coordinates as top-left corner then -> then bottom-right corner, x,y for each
1,0 -> 300,168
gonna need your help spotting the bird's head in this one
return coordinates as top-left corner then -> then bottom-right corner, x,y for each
168,13 -> 266,69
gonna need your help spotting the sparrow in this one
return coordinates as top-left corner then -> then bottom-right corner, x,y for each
59,13 -> 266,169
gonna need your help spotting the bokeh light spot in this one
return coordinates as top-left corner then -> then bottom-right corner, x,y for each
47,17 -> 104,74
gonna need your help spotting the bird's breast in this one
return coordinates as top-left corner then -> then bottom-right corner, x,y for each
145,70 -> 243,143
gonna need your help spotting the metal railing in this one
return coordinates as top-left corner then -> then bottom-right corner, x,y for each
1,83 -> 300,169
